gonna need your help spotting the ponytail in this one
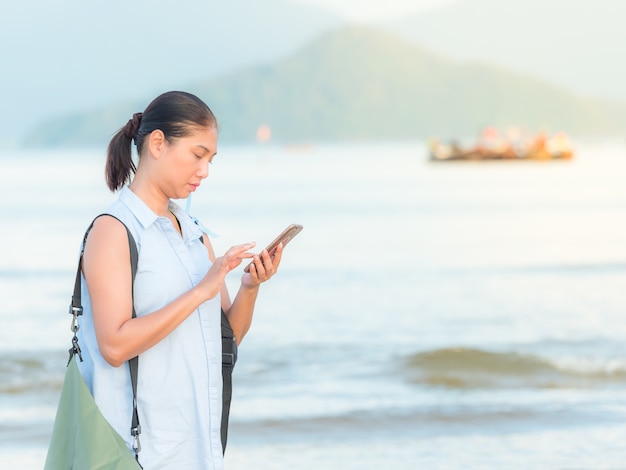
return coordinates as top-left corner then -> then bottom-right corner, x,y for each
105,113 -> 142,192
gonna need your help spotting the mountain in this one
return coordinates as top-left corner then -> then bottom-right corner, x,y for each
22,26 -> 626,147
380,0 -> 626,102
0,0 -> 342,143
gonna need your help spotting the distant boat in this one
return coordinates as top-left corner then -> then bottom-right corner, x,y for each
429,144 -> 574,162
428,130 -> 574,162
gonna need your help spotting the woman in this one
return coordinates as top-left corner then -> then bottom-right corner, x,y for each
78,91 -> 281,469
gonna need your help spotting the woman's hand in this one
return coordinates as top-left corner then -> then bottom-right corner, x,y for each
198,242 -> 255,300
224,243 -> 283,344
242,243 -> 283,287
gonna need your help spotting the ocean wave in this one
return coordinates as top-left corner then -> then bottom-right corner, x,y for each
0,269 -> 71,279
228,403 -> 623,444
402,347 -> 626,389
0,351 -> 64,395
432,262 -> 626,279
511,261 -> 626,274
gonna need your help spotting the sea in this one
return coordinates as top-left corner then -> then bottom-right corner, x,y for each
1,140 -> 626,469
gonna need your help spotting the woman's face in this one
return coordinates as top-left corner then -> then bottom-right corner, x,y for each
158,125 -> 218,200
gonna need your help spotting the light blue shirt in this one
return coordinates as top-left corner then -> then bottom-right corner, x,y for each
77,187 -> 224,469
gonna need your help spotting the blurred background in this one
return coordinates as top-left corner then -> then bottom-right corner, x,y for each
1,0 -> 626,468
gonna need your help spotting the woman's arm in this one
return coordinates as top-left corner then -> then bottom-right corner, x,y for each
204,235 -> 282,345
83,216 -> 254,366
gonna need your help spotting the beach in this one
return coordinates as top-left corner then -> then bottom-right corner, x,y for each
2,141 -> 626,468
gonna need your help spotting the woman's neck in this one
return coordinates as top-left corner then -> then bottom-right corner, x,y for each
128,179 -> 170,217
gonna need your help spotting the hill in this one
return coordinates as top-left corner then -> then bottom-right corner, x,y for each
0,0 -> 342,143
380,0 -> 626,102
22,26 -> 626,147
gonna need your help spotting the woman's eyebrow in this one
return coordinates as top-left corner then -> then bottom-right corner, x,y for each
194,145 -> 212,154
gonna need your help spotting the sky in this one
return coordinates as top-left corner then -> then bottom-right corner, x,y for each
2,0 -> 624,146
291,0 -> 457,21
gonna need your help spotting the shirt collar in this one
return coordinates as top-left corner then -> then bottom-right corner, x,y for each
119,186 -> 157,229
168,200 -> 203,244
119,187 -> 203,244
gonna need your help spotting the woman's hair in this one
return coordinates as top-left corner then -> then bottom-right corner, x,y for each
105,91 -> 217,191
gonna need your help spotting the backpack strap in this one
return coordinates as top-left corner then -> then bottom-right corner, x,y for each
220,308 -> 237,453
68,214 -> 142,466
198,234 -> 237,453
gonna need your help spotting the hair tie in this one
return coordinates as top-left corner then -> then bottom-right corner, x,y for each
123,112 -> 143,139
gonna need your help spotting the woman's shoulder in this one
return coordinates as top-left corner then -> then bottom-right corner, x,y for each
86,214 -> 131,251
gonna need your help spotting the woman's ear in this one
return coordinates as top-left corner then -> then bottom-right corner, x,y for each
147,129 -> 166,158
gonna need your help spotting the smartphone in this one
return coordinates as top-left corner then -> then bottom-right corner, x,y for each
243,224 -> 303,273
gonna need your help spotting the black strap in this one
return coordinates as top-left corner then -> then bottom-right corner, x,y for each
220,309 -> 237,453
69,214 -> 142,466
126,229 -> 141,464
199,234 -> 237,454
